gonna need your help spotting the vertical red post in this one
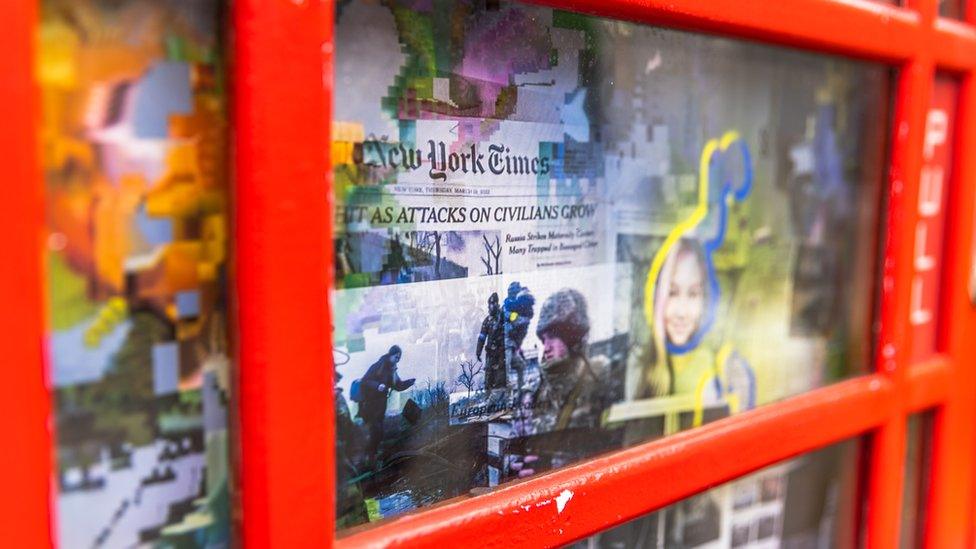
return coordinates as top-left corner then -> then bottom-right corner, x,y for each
234,0 -> 335,547
866,19 -> 935,549
0,0 -> 54,547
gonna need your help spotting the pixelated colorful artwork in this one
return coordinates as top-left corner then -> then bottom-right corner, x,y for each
39,1 -> 230,546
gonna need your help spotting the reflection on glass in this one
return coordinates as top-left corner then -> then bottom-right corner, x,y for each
900,412 -> 934,549
573,440 -> 862,548
939,0 -> 965,19
39,0 -> 231,546
332,0 -> 888,527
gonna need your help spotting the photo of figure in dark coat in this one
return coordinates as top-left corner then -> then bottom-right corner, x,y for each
356,345 -> 416,464
477,292 -> 506,390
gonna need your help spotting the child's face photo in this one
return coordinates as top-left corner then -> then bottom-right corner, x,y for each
665,250 -> 705,346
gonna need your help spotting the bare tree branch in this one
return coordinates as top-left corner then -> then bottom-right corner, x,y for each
456,360 -> 484,398
481,234 -> 501,275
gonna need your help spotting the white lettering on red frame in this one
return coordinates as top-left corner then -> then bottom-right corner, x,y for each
910,78 -> 956,362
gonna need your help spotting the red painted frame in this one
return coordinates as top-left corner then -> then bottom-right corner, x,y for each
1,1 -> 54,548
6,0 -> 976,547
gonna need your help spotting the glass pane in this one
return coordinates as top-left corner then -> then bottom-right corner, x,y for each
939,0 -> 965,19
333,0 -> 888,528
900,412 -> 934,549
573,439 -> 863,548
38,1 -> 232,547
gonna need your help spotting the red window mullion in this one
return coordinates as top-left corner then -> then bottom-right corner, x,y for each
932,18 -> 976,72
0,1 -> 54,547
528,0 -> 921,63
865,43 -> 934,544
906,357 -> 953,412
867,421 -> 909,548
233,0 -> 336,546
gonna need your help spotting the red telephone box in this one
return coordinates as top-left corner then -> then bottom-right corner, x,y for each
4,0 -> 976,547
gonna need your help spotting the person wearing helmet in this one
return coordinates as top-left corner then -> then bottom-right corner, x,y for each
503,281 -> 535,390
476,292 -> 506,390
504,288 -> 617,481
531,288 -> 612,433
538,288 -> 590,363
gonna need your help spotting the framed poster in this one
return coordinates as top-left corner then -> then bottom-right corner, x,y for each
331,0 -> 888,528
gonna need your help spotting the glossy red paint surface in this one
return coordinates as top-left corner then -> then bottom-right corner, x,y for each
234,0 -> 335,546
1,1 -> 55,548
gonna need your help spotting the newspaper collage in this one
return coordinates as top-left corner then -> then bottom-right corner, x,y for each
332,0 -> 889,531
